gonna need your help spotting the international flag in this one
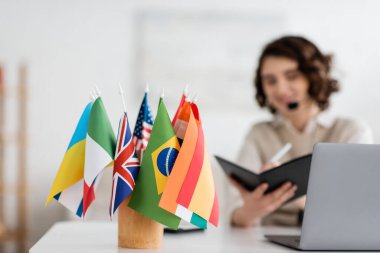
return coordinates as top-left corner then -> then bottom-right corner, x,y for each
151,136 -> 180,195
176,103 -> 219,227
128,97 -> 181,229
83,97 -> 116,217
132,91 -> 154,161
171,87 -> 187,126
46,102 -> 92,218
159,101 -> 208,228
109,112 -> 140,216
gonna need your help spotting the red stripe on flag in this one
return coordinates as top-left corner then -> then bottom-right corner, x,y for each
136,139 -> 142,150
116,169 -> 135,188
190,103 -> 200,122
83,182 -> 95,217
114,143 -> 135,176
177,123 -> 204,208
172,94 -> 186,125
208,192 -> 219,227
142,127 -> 152,134
127,162 -> 140,167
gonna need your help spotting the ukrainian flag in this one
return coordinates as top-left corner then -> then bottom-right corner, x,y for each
46,102 -> 92,217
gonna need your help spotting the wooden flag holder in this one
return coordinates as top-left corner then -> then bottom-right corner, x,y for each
118,196 -> 163,249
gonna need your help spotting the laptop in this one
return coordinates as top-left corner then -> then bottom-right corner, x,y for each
266,143 -> 380,251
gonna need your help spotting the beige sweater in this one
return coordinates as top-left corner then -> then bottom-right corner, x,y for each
231,112 -> 373,226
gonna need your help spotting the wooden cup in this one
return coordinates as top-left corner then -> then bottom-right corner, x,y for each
118,197 -> 163,249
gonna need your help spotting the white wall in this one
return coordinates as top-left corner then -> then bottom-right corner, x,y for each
1,0 -> 379,247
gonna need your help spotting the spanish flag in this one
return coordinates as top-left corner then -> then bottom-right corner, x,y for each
128,97 -> 181,229
176,103 -> 219,227
159,102 -> 208,228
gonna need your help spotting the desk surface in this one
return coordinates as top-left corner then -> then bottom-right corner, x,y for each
29,221 -> 367,253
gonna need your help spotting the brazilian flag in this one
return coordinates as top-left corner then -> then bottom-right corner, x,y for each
129,98 -> 181,229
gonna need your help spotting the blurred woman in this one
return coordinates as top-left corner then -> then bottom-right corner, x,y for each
230,36 -> 373,227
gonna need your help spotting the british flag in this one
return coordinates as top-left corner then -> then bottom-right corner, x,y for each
110,112 -> 140,216
132,92 -> 154,161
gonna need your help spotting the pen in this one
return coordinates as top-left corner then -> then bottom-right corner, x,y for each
269,143 -> 292,163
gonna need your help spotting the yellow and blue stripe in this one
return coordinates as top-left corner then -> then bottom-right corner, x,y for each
46,102 -> 92,217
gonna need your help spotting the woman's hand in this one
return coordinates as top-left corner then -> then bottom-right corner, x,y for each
261,162 -> 306,210
230,177 -> 297,227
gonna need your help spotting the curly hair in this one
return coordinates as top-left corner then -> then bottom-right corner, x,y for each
254,36 -> 340,113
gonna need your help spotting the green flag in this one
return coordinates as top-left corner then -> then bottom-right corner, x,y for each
83,97 -> 116,217
128,98 -> 181,228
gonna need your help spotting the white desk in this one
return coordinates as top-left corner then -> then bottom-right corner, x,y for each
29,221 -> 368,253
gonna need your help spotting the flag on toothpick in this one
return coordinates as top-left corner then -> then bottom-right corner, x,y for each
159,101 -> 208,228
173,102 -> 219,227
132,87 -> 154,161
128,95 -> 181,229
83,96 -> 116,217
109,112 -> 140,216
172,85 -> 188,126
46,102 -> 92,218
177,102 -> 219,226
109,86 -> 140,217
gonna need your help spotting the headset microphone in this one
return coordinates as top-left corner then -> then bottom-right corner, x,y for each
287,102 -> 299,110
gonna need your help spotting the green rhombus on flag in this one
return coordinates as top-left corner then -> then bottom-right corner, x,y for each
128,97 -> 181,229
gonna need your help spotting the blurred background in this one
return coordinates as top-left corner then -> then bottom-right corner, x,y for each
1,0 -> 380,252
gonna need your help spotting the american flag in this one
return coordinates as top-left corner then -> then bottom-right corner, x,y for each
132,92 -> 154,160
110,112 -> 140,216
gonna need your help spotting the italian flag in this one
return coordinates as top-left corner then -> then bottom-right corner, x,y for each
83,97 -> 116,217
